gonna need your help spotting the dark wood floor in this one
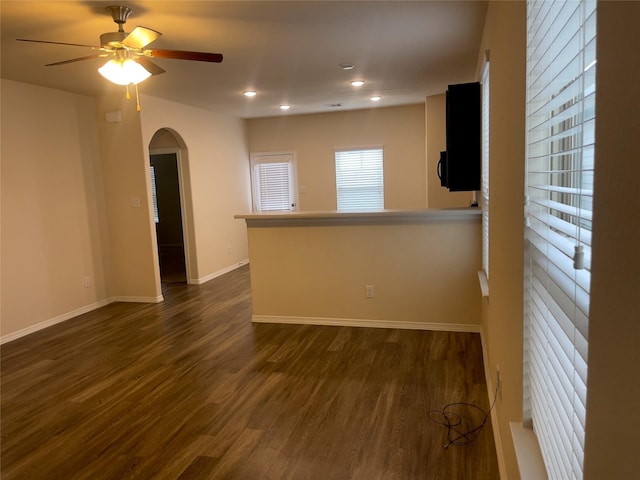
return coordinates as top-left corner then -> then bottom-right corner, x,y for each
1,265 -> 499,479
158,245 -> 187,284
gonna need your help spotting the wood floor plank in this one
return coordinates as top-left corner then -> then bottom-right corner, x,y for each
1,265 -> 498,479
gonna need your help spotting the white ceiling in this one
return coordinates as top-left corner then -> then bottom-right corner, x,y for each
0,1 -> 488,119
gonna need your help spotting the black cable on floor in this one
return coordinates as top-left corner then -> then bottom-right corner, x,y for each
429,384 -> 499,449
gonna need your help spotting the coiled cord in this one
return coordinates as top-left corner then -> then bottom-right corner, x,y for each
429,384 -> 499,449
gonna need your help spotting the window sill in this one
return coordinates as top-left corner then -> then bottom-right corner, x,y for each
510,422 -> 547,480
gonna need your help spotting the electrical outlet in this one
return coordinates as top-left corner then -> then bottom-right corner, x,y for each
83,276 -> 91,288
365,285 -> 375,298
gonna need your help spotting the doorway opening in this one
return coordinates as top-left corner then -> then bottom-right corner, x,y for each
150,152 -> 186,283
149,128 -> 191,285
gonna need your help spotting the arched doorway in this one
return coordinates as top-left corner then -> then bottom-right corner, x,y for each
149,129 -> 190,284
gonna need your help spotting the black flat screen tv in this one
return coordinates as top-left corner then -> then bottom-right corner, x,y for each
438,82 -> 481,192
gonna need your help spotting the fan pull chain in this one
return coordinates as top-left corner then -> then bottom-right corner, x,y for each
135,84 -> 141,112
121,84 -> 142,112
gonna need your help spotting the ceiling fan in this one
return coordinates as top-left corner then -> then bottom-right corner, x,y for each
17,5 -> 223,108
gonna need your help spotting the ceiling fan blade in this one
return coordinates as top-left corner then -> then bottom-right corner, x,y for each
17,38 -> 101,49
122,26 -> 161,50
46,54 -> 109,66
145,49 -> 223,63
135,57 -> 166,76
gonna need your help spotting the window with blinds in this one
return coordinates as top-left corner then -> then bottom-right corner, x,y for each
335,148 -> 384,211
524,0 -> 596,478
251,153 -> 296,212
481,61 -> 490,278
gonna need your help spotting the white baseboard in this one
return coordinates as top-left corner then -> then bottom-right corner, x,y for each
112,295 -> 164,303
1,261 -> 252,344
190,259 -> 249,285
0,298 -> 114,345
2,292 -> 168,344
251,315 -> 481,333
480,328 -> 508,480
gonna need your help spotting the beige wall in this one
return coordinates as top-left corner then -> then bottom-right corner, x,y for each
247,215 -> 482,327
1,80 -> 110,337
96,94 -> 162,301
584,2 -> 640,478
247,105 -> 427,211
139,95 -> 251,283
477,2 -> 526,478
425,93 -> 475,208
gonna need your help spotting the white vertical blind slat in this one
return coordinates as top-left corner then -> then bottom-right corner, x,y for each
150,166 -> 159,223
481,62 -> 490,277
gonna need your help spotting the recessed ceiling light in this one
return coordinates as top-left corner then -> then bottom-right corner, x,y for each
280,105 -> 291,110
243,90 -> 257,97
340,63 -> 355,70
370,96 -> 381,102
350,80 -> 365,87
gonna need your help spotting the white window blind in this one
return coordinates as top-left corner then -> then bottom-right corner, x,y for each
524,1 -> 596,479
150,165 -> 159,223
251,154 -> 295,212
481,61 -> 490,277
335,148 -> 384,211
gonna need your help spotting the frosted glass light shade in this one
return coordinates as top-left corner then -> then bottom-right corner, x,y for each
98,58 -> 151,85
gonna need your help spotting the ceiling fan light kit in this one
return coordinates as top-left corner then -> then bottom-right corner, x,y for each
17,5 -> 223,111
98,58 -> 151,86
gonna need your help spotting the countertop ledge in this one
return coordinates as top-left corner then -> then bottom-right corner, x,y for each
235,208 -> 481,226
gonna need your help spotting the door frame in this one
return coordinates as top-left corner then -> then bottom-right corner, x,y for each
149,147 -> 192,283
